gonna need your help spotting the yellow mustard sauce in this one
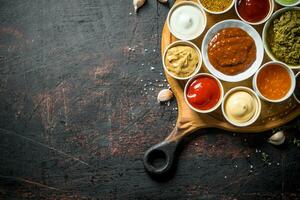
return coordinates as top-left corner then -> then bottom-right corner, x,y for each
165,45 -> 199,78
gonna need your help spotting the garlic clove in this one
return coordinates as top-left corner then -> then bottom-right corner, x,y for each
133,0 -> 146,13
268,131 -> 285,145
157,89 -> 173,103
158,0 -> 168,3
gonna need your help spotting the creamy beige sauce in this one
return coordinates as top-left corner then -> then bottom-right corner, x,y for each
225,91 -> 257,123
165,45 -> 198,78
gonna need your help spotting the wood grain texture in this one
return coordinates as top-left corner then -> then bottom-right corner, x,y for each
0,0 -> 300,199
161,0 -> 300,144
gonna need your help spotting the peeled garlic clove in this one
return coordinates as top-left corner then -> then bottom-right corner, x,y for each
157,89 -> 173,103
158,0 -> 168,3
268,131 -> 285,145
133,0 -> 146,13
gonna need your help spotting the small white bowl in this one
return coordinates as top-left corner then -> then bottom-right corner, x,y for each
235,0 -> 274,25
293,71 -> 300,104
274,0 -> 300,7
184,73 -> 224,114
162,40 -> 202,80
201,19 -> 264,82
222,86 -> 261,127
197,0 -> 234,15
262,7 -> 300,69
253,61 -> 296,103
167,1 -> 207,41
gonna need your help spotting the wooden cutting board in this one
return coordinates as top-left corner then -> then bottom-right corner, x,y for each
143,0 -> 300,176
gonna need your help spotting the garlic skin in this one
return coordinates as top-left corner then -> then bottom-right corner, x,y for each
158,0 -> 168,3
268,131 -> 285,145
157,89 -> 173,103
133,0 -> 146,13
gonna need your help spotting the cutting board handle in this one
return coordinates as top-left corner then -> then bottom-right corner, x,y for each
143,123 -> 197,176
143,136 -> 180,176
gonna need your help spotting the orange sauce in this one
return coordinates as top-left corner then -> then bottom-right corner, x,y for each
208,28 -> 256,75
257,64 -> 291,100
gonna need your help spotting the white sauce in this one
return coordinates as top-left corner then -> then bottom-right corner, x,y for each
169,4 -> 205,40
225,91 -> 257,123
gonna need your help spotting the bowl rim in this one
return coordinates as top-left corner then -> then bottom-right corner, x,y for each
293,71 -> 300,104
221,86 -> 262,127
201,19 -> 264,82
235,0 -> 274,25
166,1 -> 207,41
184,73 -> 224,114
252,61 -> 296,103
162,40 -> 202,80
197,0 -> 235,15
262,7 -> 300,69
274,0 -> 300,7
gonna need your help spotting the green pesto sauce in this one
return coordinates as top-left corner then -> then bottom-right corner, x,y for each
269,10 -> 300,65
276,0 -> 298,5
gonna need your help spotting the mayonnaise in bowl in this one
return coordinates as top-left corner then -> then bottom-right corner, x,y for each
167,1 -> 207,41
222,87 -> 261,127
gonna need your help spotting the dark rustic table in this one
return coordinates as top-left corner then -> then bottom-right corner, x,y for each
1,0 -> 300,199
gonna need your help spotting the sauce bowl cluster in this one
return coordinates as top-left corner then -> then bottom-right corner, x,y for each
162,0 -> 300,127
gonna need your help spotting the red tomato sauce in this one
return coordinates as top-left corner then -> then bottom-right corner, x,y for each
186,76 -> 221,110
237,0 -> 270,23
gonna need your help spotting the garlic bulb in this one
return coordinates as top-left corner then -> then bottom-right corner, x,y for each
157,89 -> 173,103
133,0 -> 146,13
158,0 -> 168,3
268,131 -> 285,145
